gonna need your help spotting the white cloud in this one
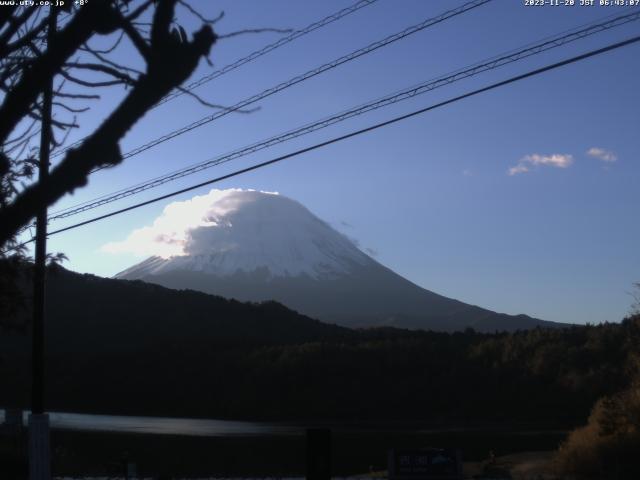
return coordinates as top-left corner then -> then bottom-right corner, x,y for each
508,153 -> 573,176
587,147 -> 617,163
508,164 -> 529,176
101,188 -> 278,258
524,153 -> 574,168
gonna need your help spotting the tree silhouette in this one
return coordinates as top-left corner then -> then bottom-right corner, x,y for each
0,0 -> 220,250
631,282 -> 640,316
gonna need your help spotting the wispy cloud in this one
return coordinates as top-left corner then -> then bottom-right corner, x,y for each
508,164 -> 529,176
508,153 -> 573,176
587,147 -> 617,163
462,169 -> 473,177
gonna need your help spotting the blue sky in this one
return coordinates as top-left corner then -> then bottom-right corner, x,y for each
26,0 -> 640,325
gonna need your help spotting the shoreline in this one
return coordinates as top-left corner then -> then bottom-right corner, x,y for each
1,425 -> 567,478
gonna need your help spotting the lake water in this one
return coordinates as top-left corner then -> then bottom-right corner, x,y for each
1,409 -> 568,438
0,409 -> 302,436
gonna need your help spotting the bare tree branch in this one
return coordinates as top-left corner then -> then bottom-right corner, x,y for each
217,28 -> 293,40
175,85 -> 260,112
59,68 -> 128,88
82,30 -> 125,55
0,6 -> 18,33
64,61 -> 137,85
117,12 -> 152,61
51,120 -> 74,150
54,91 -> 101,100
0,11 -> 48,59
0,1 -> 119,145
2,117 -> 38,147
52,102 -> 90,114
178,1 -> 224,26
0,0 -> 217,245
0,6 -> 37,58
126,0 -> 155,22
80,43 -> 143,75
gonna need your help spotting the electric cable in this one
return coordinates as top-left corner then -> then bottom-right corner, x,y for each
51,0 -> 493,166
4,32 -> 638,255
47,9 -> 640,221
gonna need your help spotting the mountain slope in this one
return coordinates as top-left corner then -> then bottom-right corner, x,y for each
2,266 -> 350,356
115,189 -> 562,332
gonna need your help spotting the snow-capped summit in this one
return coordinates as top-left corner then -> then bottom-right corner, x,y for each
115,189 -> 560,332
115,190 -> 374,280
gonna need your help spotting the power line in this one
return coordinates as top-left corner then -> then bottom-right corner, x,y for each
50,0 -> 380,158
53,0 -> 493,169
47,9 -> 640,221
157,0 -> 380,107
50,8 -> 640,217
5,32 -> 638,255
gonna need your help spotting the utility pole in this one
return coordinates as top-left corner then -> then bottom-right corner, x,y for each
29,6 -> 57,480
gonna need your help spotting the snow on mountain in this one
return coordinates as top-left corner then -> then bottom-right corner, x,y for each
115,189 -> 374,280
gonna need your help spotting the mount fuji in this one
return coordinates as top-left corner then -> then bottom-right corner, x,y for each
114,189 -> 560,332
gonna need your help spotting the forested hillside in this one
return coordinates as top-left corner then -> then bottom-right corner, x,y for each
1,268 -> 638,426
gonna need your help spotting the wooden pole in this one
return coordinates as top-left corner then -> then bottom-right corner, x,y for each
29,6 -> 57,480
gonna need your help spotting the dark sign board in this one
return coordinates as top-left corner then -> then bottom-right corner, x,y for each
388,448 -> 462,480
